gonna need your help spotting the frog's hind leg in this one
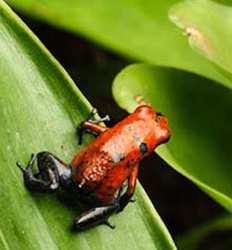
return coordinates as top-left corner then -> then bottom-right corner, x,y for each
73,187 -> 124,231
73,203 -> 119,231
17,152 -> 69,192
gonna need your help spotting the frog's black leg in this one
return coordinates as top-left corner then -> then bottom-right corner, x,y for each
17,154 -> 51,192
104,220 -> 116,229
73,203 -> 119,231
17,152 -> 70,192
73,187 -> 124,231
117,165 -> 138,213
129,197 -> 136,203
78,108 -> 110,145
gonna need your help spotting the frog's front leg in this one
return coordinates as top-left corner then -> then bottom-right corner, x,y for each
78,108 -> 110,144
117,165 -> 138,212
17,151 -> 71,192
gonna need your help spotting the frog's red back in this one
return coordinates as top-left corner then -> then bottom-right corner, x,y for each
71,105 -> 170,204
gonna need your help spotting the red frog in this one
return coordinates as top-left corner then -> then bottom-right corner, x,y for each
17,105 -> 171,231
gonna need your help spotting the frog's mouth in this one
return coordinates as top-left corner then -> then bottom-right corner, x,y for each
155,112 -> 171,142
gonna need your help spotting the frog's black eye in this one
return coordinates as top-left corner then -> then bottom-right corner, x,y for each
156,112 -> 163,116
155,112 -> 162,122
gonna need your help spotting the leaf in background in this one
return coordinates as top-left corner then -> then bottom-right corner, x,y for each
176,215 -> 232,250
169,0 -> 232,83
0,1 -> 177,249
212,0 -> 232,6
113,64 -> 232,212
5,0 -> 231,88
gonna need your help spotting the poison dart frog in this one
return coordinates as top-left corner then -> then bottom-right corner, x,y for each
17,104 -> 170,231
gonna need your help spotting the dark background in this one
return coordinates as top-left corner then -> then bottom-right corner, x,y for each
20,15 -> 225,244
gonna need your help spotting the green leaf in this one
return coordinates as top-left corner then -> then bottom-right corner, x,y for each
113,64 -> 232,212
5,0 -> 231,88
0,1 -> 177,249
212,0 -> 232,6
169,0 -> 232,82
176,215 -> 232,250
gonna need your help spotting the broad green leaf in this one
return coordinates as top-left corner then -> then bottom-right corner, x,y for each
0,1 -> 177,249
169,0 -> 232,82
212,0 -> 232,6
5,0 -> 231,88
113,64 -> 232,212
176,215 -> 232,250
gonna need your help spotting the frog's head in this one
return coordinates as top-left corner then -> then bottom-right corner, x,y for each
135,105 -> 171,145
